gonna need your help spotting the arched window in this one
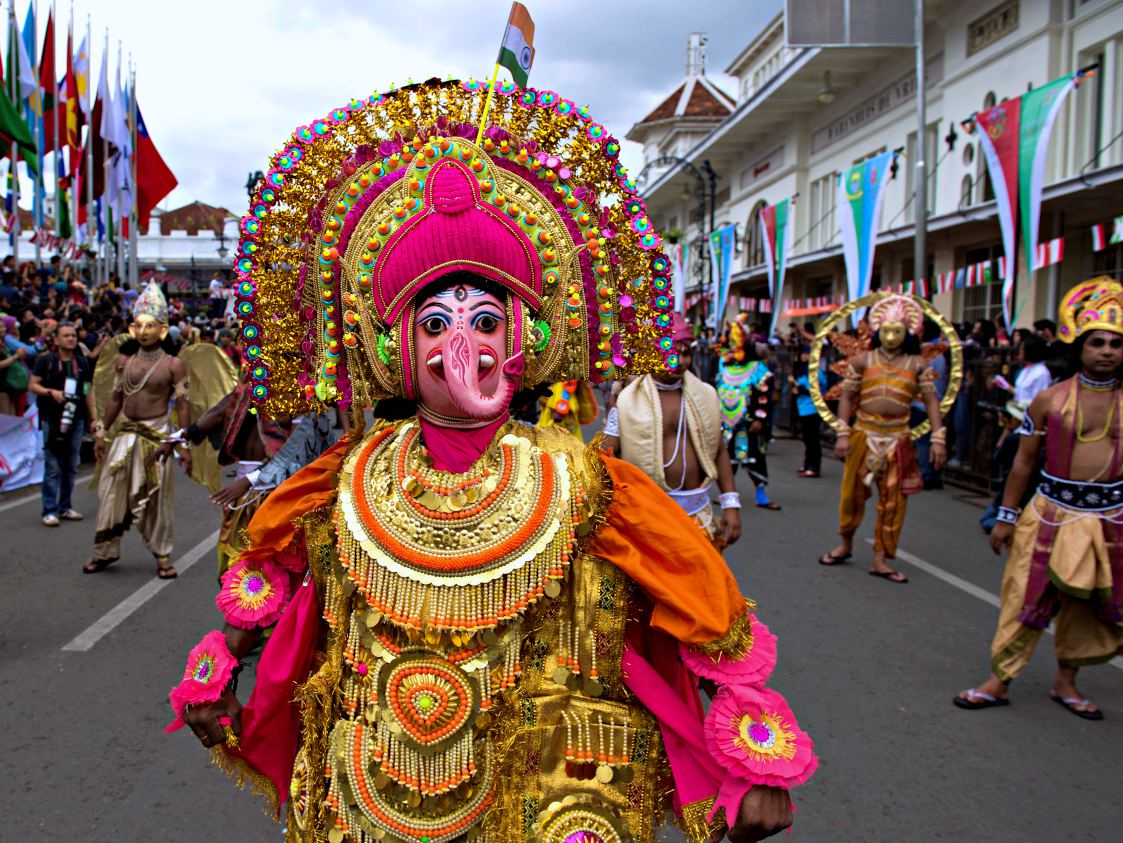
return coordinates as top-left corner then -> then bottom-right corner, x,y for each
976,92 -> 996,203
960,175 -> 974,209
744,200 -> 767,268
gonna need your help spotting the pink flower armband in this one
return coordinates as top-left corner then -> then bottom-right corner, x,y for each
164,630 -> 238,733
680,614 -> 777,686
215,557 -> 290,629
703,684 -> 817,791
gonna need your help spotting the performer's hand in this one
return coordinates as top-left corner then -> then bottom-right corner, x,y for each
93,437 -> 106,463
749,421 -> 764,434
721,508 -> 742,546
183,688 -> 243,749
212,477 -> 251,509
147,441 -> 176,467
727,786 -> 793,843
834,436 -> 850,460
180,448 -> 193,477
930,442 -> 947,471
989,522 -> 1014,555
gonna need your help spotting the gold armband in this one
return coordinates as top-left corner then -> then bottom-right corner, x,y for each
173,378 -> 190,399
841,363 -> 862,393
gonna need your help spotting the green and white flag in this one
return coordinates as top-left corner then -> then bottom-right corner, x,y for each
497,2 -> 535,88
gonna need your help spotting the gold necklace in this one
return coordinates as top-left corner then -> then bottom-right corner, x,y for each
1076,386 -> 1117,443
120,349 -> 165,397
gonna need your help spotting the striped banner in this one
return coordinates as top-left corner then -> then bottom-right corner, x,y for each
1033,236 -> 1064,269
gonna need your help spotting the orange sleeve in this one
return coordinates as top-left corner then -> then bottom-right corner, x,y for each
586,456 -> 748,648
242,435 -> 352,560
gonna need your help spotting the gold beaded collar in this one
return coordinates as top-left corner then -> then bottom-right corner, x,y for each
335,421 -> 585,634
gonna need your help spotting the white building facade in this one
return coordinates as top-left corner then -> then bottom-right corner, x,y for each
637,0 -> 1123,330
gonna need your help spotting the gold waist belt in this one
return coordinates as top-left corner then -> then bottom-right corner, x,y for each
855,411 -> 909,436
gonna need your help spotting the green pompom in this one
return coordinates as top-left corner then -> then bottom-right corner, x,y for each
531,320 -> 551,353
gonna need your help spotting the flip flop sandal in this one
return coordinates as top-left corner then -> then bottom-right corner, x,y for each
818,551 -> 852,566
156,560 -> 179,580
1051,694 -> 1104,720
953,689 -> 1010,710
82,557 -> 118,574
869,569 -> 909,584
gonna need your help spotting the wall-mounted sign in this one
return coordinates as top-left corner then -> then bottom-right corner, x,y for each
811,54 -> 944,153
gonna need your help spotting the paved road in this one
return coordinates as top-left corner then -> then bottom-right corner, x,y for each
1,436 -> 1121,842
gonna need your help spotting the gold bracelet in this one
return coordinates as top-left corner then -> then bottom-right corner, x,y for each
92,421 -> 106,437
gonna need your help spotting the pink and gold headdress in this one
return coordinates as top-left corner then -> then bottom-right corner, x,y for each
868,294 -> 923,336
1058,277 -> 1123,343
234,79 -> 676,417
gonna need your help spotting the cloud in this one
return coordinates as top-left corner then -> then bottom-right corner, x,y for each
41,0 -> 780,214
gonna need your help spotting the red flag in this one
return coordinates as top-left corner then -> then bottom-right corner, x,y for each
77,90 -> 104,224
135,102 -> 177,231
63,22 -> 83,170
39,10 -> 65,154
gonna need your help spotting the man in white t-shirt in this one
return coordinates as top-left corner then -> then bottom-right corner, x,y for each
208,273 -> 225,320
1013,337 -> 1053,404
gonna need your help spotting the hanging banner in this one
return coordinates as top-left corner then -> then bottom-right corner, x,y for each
760,197 -> 793,334
708,223 -> 737,330
1019,73 -> 1081,285
968,69 -> 1089,328
0,404 -> 44,491
837,150 -> 894,322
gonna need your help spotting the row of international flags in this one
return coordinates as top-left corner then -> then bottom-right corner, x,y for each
0,1 -> 176,252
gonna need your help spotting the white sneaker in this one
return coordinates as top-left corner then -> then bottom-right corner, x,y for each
60,509 -> 84,521
42,515 -> 60,527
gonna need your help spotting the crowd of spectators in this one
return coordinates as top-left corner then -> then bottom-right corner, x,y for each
1,262 -> 243,418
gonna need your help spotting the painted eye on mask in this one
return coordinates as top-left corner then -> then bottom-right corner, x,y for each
420,313 -> 451,337
470,311 -> 502,334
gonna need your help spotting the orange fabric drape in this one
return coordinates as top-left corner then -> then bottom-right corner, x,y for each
589,456 -> 747,646
241,435 -> 354,560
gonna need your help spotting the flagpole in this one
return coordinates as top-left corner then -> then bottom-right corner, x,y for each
51,0 -> 59,241
9,4 -> 19,268
474,62 -> 501,146
69,4 -> 77,259
114,40 -> 123,286
31,0 -> 41,268
85,13 -> 94,284
128,61 -> 137,288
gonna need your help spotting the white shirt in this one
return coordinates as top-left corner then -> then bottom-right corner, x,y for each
1014,362 -> 1052,404
208,278 -> 223,299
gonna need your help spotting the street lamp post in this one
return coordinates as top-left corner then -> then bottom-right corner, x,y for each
246,171 -> 264,204
636,156 -> 718,321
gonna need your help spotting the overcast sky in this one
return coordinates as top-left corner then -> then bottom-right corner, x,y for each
29,0 -> 781,215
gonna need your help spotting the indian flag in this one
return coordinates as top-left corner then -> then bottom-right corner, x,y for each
497,2 -> 535,89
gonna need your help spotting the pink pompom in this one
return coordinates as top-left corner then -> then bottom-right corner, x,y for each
215,558 -> 290,630
703,684 -> 817,789
680,614 -> 777,686
165,630 -> 237,732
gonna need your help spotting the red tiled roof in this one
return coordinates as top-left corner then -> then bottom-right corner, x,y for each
154,201 -> 234,236
636,77 -> 734,126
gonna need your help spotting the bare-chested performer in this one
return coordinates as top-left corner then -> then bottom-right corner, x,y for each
604,313 -> 742,550
956,278 -> 1123,720
84,282 -> 190,578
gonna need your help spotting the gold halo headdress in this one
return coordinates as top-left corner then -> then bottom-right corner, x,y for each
808,291 -> 962,439
1058,277 -> 1123,343
233,79 -> 676,417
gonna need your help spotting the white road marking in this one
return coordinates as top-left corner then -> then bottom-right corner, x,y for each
61,530 -> 219,652
869,539 -> 1123,671
0,473 -> 95,514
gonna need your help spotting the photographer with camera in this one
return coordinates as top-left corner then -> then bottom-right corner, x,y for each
29,323 -> 95,527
